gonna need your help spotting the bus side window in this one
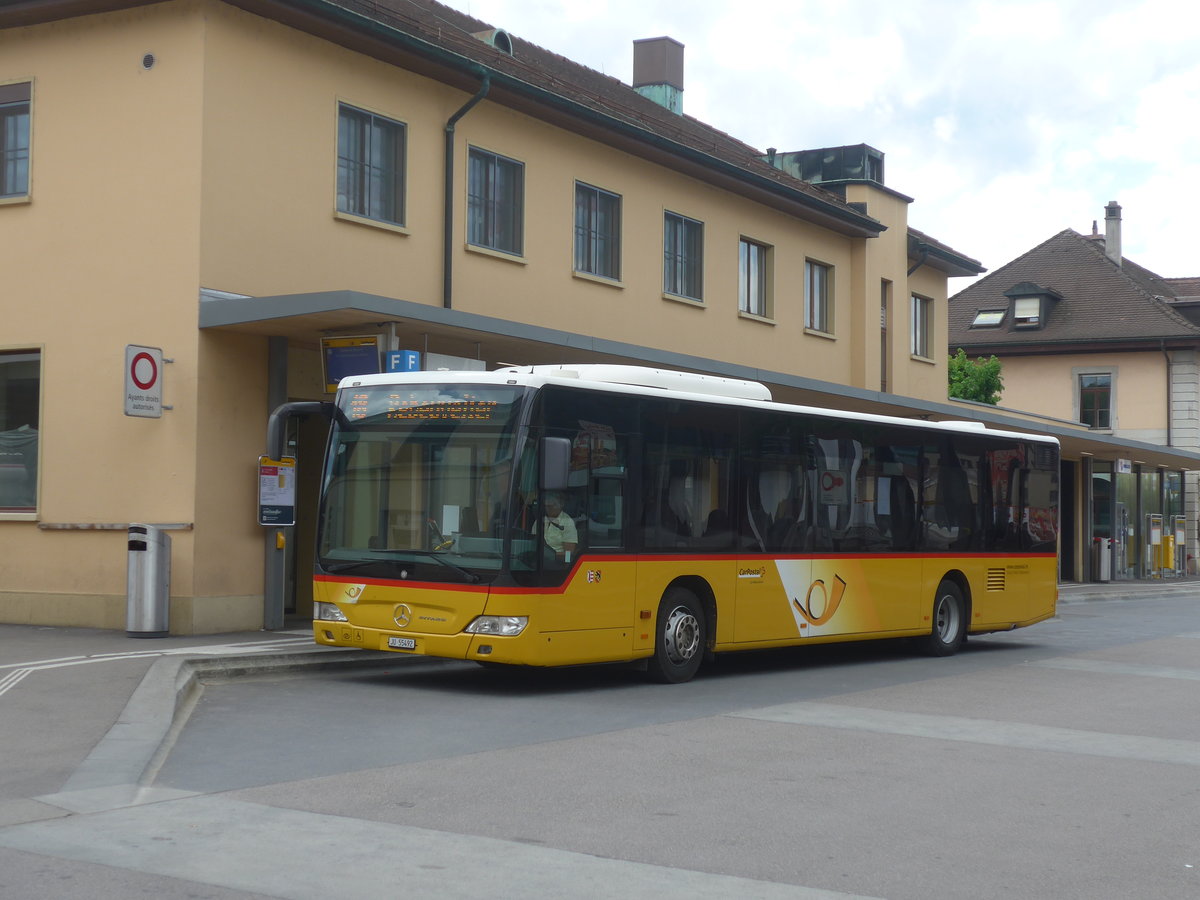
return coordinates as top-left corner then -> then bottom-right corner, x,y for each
1020,444 -> 1059,551
641,400 -> 734,551
922,439 -> 980,552
588,473 -> 624,548
539,388 -> 634,553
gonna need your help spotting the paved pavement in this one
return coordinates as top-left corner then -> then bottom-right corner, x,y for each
2,577 -> 1195,821
0,623 -> 400,826
0,576 -> 1196,893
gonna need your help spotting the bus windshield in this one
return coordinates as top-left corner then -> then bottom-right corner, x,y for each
317,383 -> 525,583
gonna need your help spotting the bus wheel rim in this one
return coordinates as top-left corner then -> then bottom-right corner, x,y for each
935,594 -> 958,641
663,605 -> 700,665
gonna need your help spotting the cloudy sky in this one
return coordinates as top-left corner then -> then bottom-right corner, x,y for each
443,0 -> 1199,285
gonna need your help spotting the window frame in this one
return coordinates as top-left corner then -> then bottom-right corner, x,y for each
1013,295 -> 1042,329
574,181 -> 622,281
910,293 -> 934,359
467,145 -> 525,257
1076,369 -> 1115,430
336,102 -> 407,227
663,211 -> 704,302
0,346 -> 42,519
971,309 -> 1006,328
738,237 -> 772,319
804,259 -> 833,333
0,82 -> 32,202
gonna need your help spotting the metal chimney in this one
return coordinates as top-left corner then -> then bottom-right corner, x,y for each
633,37 -> 684,114
1104,201 -> 1122,266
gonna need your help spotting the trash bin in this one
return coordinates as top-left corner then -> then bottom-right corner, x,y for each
127,523 -> 170,637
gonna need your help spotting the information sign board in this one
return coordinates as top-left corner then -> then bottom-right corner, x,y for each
258,456 -> 297,526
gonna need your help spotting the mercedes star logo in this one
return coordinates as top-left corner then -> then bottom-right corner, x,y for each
393,603 -> 413,628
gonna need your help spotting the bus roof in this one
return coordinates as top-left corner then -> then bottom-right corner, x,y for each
339,364 -> 1060,449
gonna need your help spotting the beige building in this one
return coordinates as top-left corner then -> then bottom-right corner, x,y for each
4,1 -> 1187,631
949,204 -> 1200,581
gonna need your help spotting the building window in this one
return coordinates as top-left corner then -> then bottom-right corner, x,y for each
468,147 -> 524,255
805,260 -> 832,332
337,103 -> 406,225
1079,373 -> 1112,429
574,182 -> 621,279
739,238 -> 771,317
1013,296 -> 1042,328
971,309 -> 1005,328
1,83 -> 31,199
911,294 -> 933,358
0,349 -> 40,513
663,211 -> 703,300
880,279 -> 891,392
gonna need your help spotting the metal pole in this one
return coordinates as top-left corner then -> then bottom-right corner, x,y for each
264,336 -> 289,630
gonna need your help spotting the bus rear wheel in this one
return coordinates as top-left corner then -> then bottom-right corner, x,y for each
647,587 -> 706,684
921,579 -> 967,657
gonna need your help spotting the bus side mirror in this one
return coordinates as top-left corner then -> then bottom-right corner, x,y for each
541,437 -> 572,491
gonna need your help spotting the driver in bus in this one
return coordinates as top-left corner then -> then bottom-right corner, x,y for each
543,492 -> 578,562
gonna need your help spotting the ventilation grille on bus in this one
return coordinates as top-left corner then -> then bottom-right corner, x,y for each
986,568 -> 1006,592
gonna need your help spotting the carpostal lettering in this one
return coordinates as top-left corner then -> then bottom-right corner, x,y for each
738,567 -> 766,579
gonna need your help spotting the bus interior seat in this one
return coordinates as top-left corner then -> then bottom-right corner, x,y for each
458,506 -> 482,536
667,476 -> 694,537
939,467 -> 975,549
890,477 -> 917,550
704,508 -> 730,537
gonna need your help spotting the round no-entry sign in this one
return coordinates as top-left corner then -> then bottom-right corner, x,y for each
130,352 -> 158,390
125,345 -> 164,418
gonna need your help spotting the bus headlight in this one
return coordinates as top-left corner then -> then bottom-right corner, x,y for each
314,602 -> 349,623
464,615 -> 528,636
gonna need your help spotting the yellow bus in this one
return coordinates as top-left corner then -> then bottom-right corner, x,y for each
310,365 -> 1058,683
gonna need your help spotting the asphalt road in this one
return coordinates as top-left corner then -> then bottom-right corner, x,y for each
4,593 -> 1200,899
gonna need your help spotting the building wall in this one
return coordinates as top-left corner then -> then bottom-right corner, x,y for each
998,351 -> 1169,444
0,4 -> 209,627
843,184 -> 932,397
193,3 -> 947,393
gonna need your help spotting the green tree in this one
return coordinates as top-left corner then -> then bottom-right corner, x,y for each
948,348 -> 1003,404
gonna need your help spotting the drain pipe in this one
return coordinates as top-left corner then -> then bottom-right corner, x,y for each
1162,340 -> 1173,447
444,74 -> 491,309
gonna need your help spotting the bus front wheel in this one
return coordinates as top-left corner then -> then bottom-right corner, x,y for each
921,579 -> 967,657
647,587 -> 706,684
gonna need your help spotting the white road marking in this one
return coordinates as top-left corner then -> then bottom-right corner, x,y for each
0,637 -> 317,699
1028,657 -> 1200,681
733,701 -> 1200,767
0,795 -> 882,900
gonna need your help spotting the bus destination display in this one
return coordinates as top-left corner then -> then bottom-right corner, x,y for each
344,387 -> 512,422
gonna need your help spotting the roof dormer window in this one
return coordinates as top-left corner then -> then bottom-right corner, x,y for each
971,309 -> 1005,327
1002,281 -> 1062,331
1013,296 -> 1041,328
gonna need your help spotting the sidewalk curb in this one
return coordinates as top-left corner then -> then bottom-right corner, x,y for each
38,646 -> 421,814
1057,580 -> 1200,605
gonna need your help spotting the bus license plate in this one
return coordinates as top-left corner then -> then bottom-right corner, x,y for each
388,637 -> 416,650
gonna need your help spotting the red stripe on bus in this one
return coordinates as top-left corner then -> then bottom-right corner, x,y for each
315,550 -> 1054,597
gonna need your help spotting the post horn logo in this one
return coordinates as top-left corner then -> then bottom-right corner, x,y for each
393,603 -> 413,628
794,575 -> 847,627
